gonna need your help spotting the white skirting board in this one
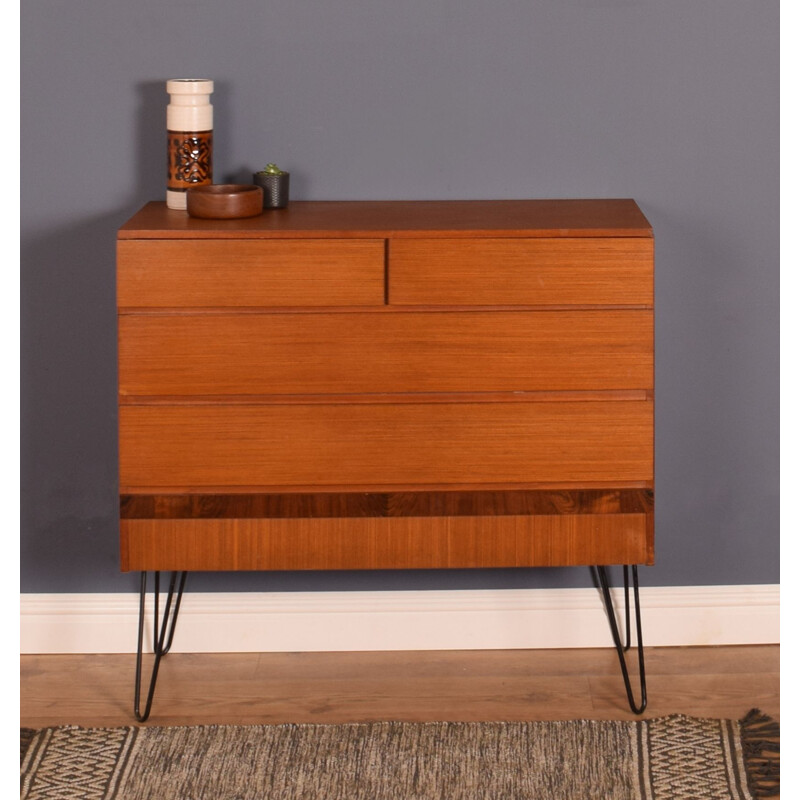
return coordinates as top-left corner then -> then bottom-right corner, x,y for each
20,584 -> 779,655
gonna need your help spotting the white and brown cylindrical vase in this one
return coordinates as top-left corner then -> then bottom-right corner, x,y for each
166,79 -> 214,210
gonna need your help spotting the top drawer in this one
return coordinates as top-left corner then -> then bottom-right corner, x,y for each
117,239 -> 385,308
389,238 -> 653,306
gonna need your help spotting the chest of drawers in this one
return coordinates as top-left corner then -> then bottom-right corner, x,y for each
118,200 -> 654,719
118,199 -> 653,574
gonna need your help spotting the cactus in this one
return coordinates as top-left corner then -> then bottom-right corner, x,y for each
258,163 -> 286,176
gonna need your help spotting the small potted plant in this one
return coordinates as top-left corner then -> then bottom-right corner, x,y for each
253,163 -> 290,209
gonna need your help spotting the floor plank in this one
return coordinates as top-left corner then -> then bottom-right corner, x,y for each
20,645 -> 779,729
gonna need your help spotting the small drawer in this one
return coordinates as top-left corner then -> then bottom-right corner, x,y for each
389,238 -> 653,306
117,239 -> 385,308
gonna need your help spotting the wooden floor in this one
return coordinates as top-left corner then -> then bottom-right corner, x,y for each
21,645 -> 778,728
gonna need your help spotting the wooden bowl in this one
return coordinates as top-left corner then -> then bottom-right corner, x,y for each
186,184 -> 264,219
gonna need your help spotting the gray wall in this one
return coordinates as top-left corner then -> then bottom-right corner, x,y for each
21,0 -> 779,593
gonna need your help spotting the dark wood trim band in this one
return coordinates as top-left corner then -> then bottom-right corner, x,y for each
121,489 -> 654,520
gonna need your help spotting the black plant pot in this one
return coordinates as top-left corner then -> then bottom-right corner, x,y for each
253,172 -> 290,209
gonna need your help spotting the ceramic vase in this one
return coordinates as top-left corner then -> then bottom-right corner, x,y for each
166,79 -> 214,210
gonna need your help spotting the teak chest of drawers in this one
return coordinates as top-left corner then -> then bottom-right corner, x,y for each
117,199 -> 654,719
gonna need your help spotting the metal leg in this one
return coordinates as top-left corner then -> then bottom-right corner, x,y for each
134,571 -> 187,722
622,565 -> 631,650
596,565 -> 647,714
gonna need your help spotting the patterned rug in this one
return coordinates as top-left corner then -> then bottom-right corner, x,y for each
20,710 -> 778,800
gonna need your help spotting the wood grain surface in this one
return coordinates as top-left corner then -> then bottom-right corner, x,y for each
118,199 -> 654,240
119,400 -> 653,490
120,512 -> 652,571
389,238 -> 653,306
117,239 -> 385,308
120,489 -> 653,519
20,646 -> 779,727
118,310 -> 653,396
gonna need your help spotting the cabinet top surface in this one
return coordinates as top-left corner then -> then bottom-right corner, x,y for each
118,199 -> 652,240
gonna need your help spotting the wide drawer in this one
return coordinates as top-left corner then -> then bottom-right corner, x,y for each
119,400 -> 653,490
121,514 -> 652,571
117,239 -> 385,307
118,310 -> 654,397
120,489 -> 654,570
389,238 -> 653,306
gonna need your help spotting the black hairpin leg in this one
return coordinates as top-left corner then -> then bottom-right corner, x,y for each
134,570 -> 187,722
596,564 -> 647,714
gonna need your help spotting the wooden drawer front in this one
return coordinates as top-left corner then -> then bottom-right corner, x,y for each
120,489 -> 655,570
119,401 -> 653,490
118,310 -> 653,397
121,514 -> 652,571
117,240 -> 385,308
389,238 -> 653,306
